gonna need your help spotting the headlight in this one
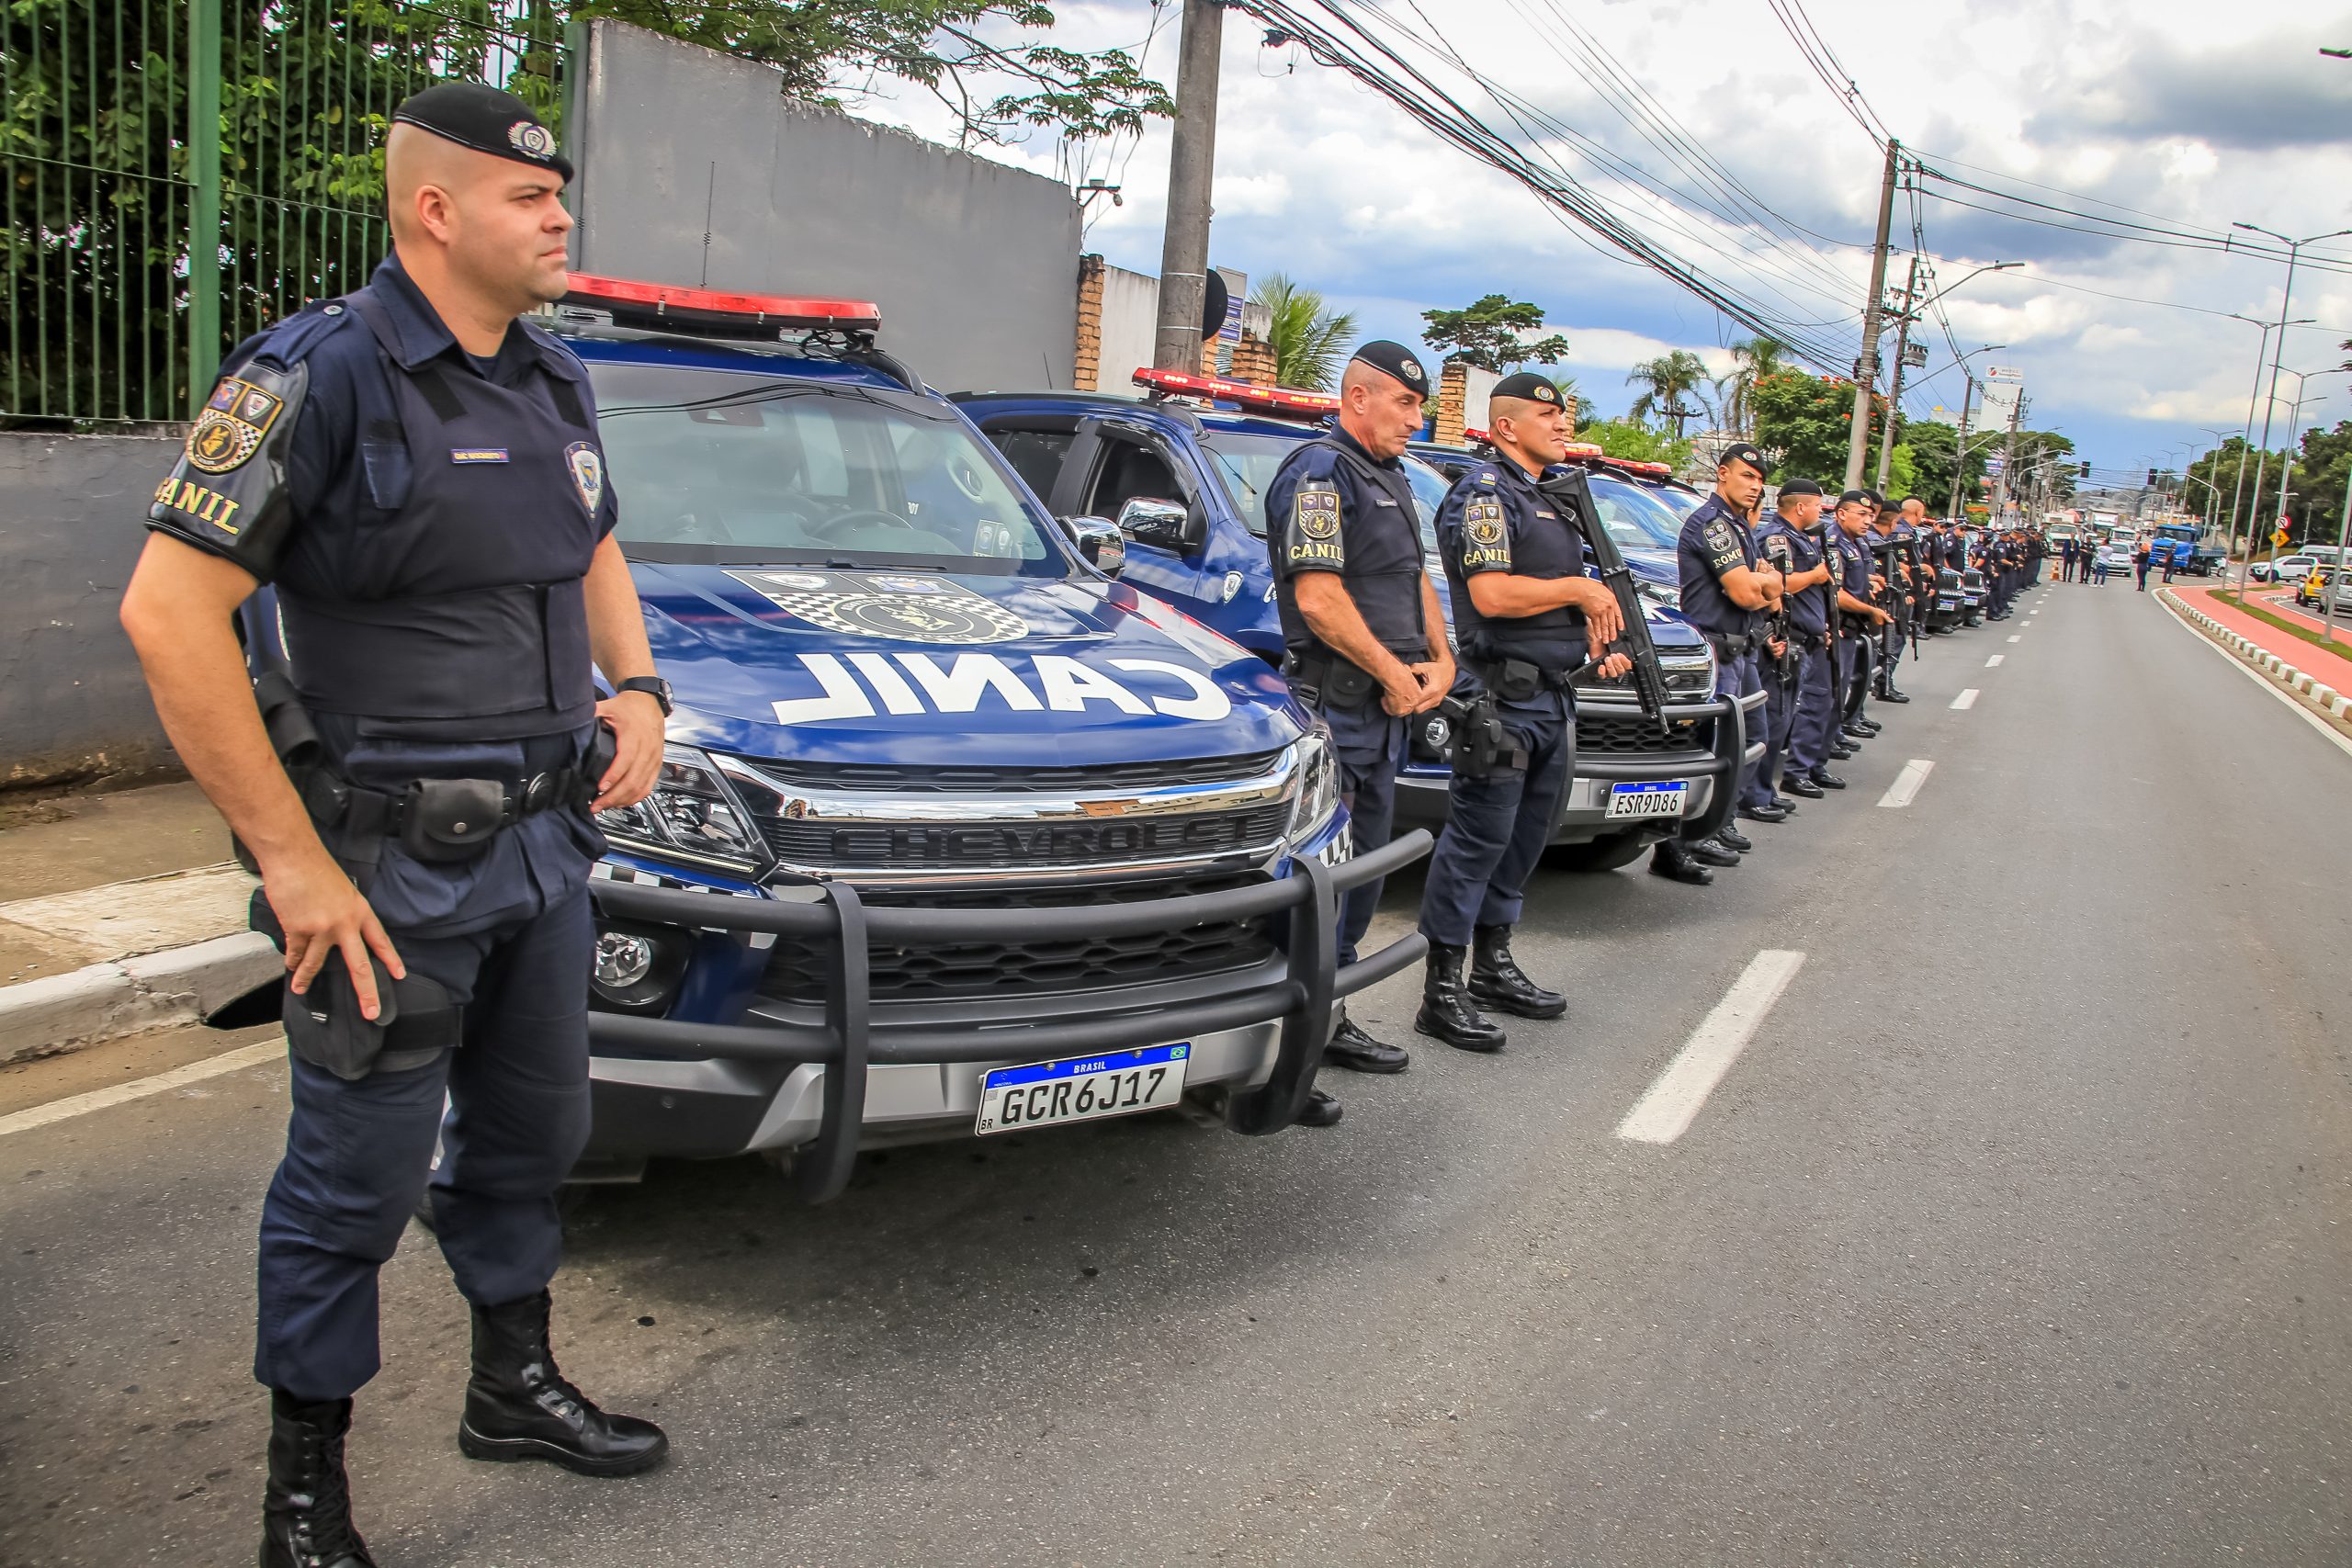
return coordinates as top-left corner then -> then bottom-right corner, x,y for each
1287,720 -> 1340,844
595,743 -> 765,871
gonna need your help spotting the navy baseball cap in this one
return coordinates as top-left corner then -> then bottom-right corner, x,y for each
391,82 -> 572,182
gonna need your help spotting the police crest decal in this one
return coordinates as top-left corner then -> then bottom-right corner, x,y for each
729,570 -> 1028,646
564,442 -> 605,516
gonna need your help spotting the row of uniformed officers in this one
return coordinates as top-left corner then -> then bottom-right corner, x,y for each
1266,341 -> 1999,1127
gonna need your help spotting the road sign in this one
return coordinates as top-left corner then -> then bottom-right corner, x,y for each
2273,526 -> 2291,548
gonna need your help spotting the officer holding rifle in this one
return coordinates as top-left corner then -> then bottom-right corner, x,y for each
119,84 -> 670,1568
1415,374 -> 1630,1052
1265,341 -> 1455,1116
1831,490 -> 1893,746
1752,479 -> 1838,797
1868,502 -> 1916,704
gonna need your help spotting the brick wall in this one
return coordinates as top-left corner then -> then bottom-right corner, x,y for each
1075,254 -> 1105,392
1230,330 -> 1276,386
1434,360 -> 1468,446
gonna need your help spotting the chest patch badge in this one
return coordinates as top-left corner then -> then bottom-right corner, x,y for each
1295,484 -> 1341,541
184,376 -> 285,474
564,442 -> 605,516
730,570 -> 1030,646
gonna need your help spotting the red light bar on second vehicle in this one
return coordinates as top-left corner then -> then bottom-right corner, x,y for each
563,273 -> 880,332
1134,367 -> 1340,418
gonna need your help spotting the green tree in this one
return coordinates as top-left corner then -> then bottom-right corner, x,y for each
575,0 -> 1170,146
1900,420 -> 1987,512
1625,350 -> 1714,438
1747,370 -> 1886,482
1719,335 -> 1789,438
1249,274 -> 1355,391
1577,416 -> 1690,468
1419,295 -> 1569,374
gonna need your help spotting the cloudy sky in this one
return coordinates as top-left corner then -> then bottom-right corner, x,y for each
851,0 -> 2350,480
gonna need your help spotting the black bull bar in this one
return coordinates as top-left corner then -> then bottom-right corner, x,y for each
584,830 -> 1433,1202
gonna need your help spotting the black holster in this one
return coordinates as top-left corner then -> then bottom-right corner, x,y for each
1284,651 -> 1377,711
1440,691 -> 1526,780
250,893 -> 463,1078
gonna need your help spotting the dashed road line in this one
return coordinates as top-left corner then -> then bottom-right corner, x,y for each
1985,654 -> 2004,667
1616,950 -> 1806,1145
2007,635 -> 2022,643
0,1040 -> 283,1139
1878,758 -> 1935,808
1951,688 -> 1979,710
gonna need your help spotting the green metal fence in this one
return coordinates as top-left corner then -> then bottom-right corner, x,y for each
2,0 -> 568,428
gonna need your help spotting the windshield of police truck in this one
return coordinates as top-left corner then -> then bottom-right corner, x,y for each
587,365 -> 1062,574
1197,430 -> 1450,551
1585,472 -> 1686,553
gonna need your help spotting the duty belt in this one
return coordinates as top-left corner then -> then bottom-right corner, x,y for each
1702,632 -> 1754,660
1464,656 -> 1572,697
297,763 -> 599,864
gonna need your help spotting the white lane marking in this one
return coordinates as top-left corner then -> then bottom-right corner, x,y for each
0,1040 -> 282,1139
1879,758 -> 1935,807
1985,655 -> 2005,667
1951,688 -> 1979,710
2155,592 -> 2352,763
2007,635 -> 2022,643
1616,950 -> 1806,1145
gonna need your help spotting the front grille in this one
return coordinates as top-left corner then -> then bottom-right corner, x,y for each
756,870 -> 1279,1004
757,801 -> 1292,869
1577,713 -> 1713,756
1576,652 -> 1713,702
749,750 -> 1283,794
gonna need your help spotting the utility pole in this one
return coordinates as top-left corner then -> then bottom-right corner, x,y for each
1990,392 -> 2024,523
187,0 -> 222,405
1844,140 -> 1902,491
1873,254 -> 1920,491
1153,0 -> 1225,372
1948,367 -> 1974,521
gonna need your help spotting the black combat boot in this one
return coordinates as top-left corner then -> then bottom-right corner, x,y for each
1713,823 -> 1754,852
458,1291 -> 669,1478
261,1391 -> 376,1568
1647,839 -> 1713,886
1292,1088 -> 1343,1127
1322,1013 -> 1410,1074
1468,925 -> 1566,1020
1685,836 -> 1741,867
1413,944 -> 1506,1052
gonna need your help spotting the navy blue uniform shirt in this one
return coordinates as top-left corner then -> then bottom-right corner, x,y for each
1754,517 -> 1829,637
1435,457 -> 1590,675
1675,492 -> 1760,637
1264,423 -> 1429,660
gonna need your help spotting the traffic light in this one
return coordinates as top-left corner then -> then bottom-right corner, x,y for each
2078,461 -> 2091,478
2146,468 -> 2158,487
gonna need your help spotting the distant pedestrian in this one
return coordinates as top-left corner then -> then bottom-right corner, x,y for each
2161,542 -> 2178,583
2060,537 -> 2078,581
2092,552 -> 2109,584
2133,537 -> 2152,592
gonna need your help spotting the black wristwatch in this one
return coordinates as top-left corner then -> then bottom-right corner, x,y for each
614,675 -> 673,717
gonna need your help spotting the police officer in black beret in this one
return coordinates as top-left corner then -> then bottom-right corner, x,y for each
1414,373 -> 1629,1050
1753,479 -> 1838,799
1830,489 -> 1892,744
121,83 -> 670,1566
1265,341 -> 1454,1121
1658,442 -> 1783,884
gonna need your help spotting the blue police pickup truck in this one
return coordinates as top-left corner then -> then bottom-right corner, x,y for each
373,277 -> 1427,1199
956,373 -> 1758,874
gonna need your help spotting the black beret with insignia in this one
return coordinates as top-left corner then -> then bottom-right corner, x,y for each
1860,487 -> 1886,507
1717,441 -> 1767,474
391,82 -> 573,182
1350,340 -> 1429,393
1838,488 -> 1873,506
1489,372 -> 1563,406
1778,478 -> 1824,497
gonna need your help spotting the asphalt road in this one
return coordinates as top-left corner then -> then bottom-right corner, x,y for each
6,579 -> 2351,1567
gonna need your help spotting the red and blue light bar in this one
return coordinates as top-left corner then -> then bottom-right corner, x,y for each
562,272 -> 881,333
1134,367 -> 1340,419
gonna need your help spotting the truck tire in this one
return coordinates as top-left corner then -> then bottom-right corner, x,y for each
1545,829 -> 1651,873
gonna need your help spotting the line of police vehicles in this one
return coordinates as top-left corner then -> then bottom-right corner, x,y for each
412,274 -> 1993,1200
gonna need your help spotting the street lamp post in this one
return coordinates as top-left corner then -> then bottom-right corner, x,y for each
2222,314 -> 2312,592
2230,220 -> 2352,594
1873,261 -> 2020,490
1943,344 -> 2008,523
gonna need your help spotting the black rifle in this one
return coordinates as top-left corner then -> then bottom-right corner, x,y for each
1758,531 -> 1800,689
1536,468 -> 1669,726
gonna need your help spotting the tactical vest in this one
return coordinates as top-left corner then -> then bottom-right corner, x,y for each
276,287 -> 604,741
1272,435 -> 1429,664
1448,472 -> 1586,678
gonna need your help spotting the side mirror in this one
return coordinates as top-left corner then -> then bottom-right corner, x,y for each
1115,496 -> 1202,554
1057,514 -> 1125,578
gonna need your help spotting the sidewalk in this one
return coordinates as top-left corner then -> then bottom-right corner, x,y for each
0,781 -> 275,1063
2158,582 -> 2352,737
2168,580 -> 2352,678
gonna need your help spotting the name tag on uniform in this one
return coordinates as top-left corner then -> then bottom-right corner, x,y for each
449,447 -> 510,464
1534,510 -> 1556,519
1374,497 -> 1398,507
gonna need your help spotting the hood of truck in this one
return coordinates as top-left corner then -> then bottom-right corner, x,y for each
633,563 -> 1306,765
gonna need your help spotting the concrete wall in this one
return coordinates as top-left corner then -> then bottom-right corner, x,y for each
0,434 -> 177,787
571,21 -> 1081,396
1095,263 -> 1161,395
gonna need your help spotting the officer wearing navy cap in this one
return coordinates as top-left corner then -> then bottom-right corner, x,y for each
1264,340 -> 1454,1121
1830,489 -> 1892,744
1413,373 -> 1628,1051
1659,441 -> 1783,884
1753,479 -> 1838,799
1867,499 -> 1915,703
121,82 -> 669,1566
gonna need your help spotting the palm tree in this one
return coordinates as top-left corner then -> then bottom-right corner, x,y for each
1719,335 -> 1791,438
1625,351 -> 1714,438
1250,274 -> 1358,391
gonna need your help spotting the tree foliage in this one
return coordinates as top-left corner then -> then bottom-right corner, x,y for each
1747,371 -> 1885,485
1419,295 -> 1568,374
1249,273 -> 1355,392
1718,335 -> 1789,439
1577,416 -> 1690,469
574,0 -> 1170,146
1898,421 -> 1986,512
2194,421 -> 2352,547
1624,350 -> 1714,438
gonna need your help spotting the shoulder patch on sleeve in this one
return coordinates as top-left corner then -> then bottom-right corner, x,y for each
1283,479 -> 1346,570
147,357 -> 309,581
1458,494 -> 1511,573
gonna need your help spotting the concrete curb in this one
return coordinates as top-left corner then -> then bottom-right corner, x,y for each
2159,590 -> 2352,727
0,931 -> 279,1066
